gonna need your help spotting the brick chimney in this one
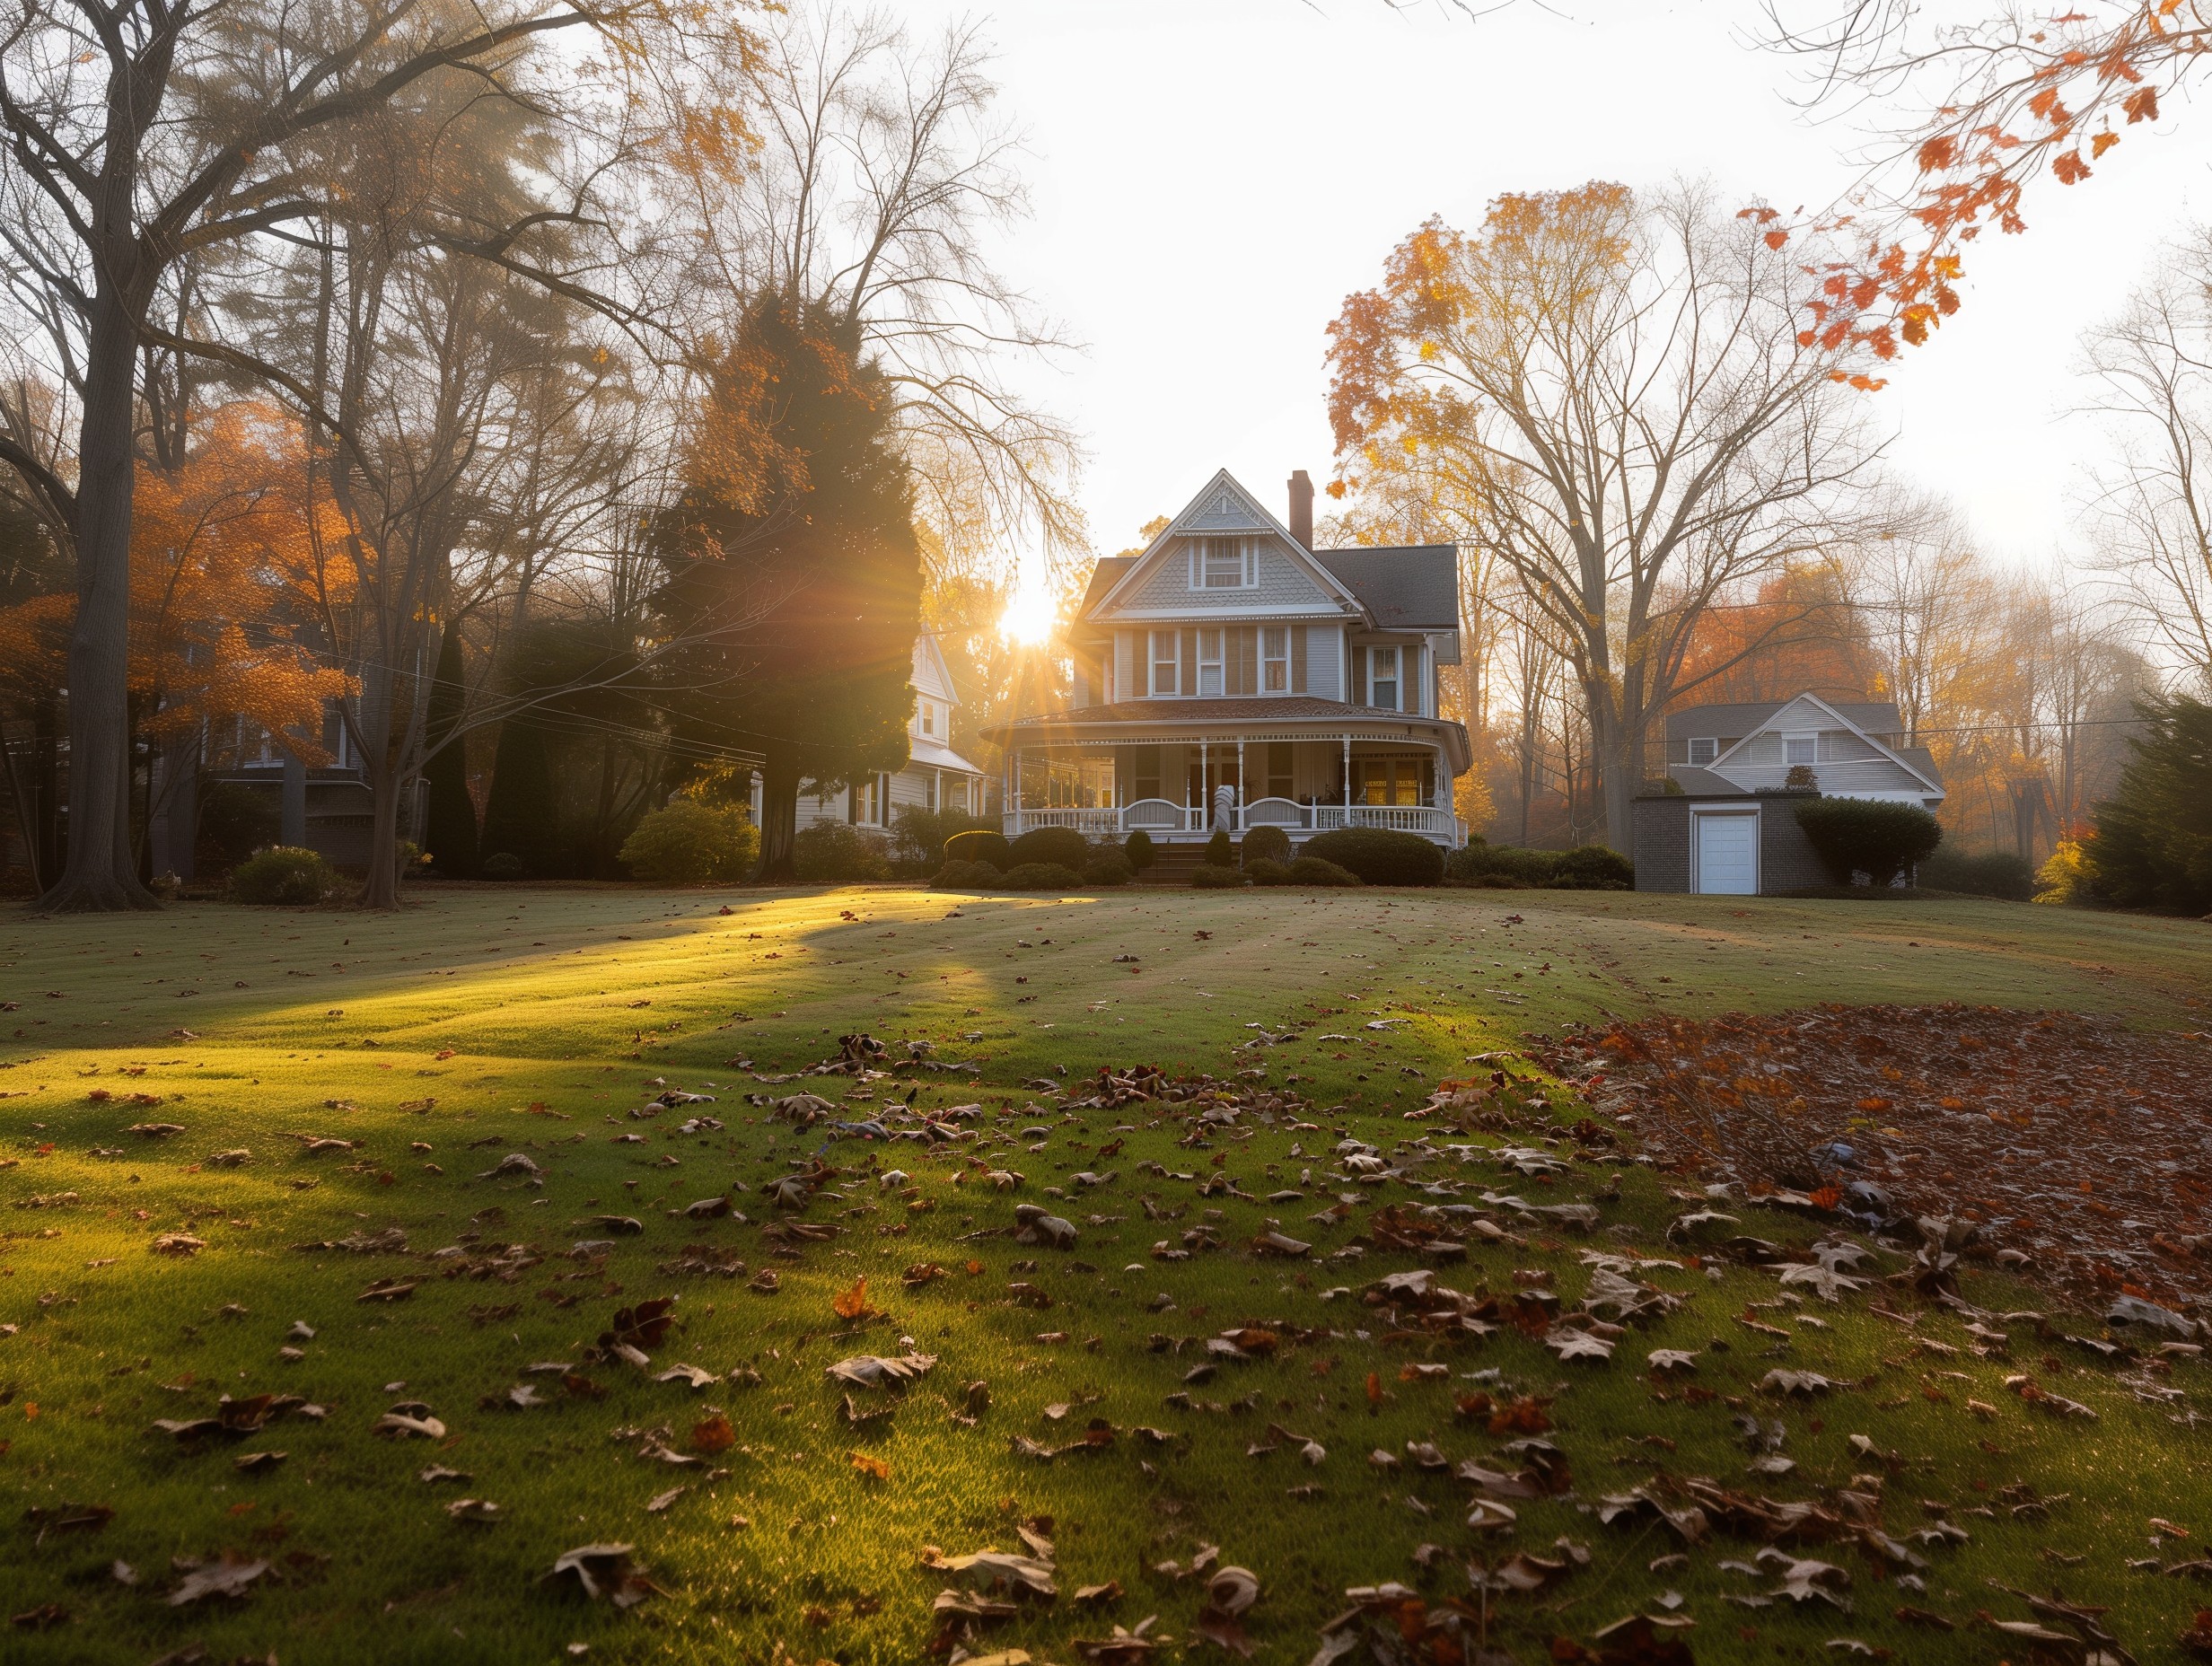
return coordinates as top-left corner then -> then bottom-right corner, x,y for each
1286,469 -> 1314,549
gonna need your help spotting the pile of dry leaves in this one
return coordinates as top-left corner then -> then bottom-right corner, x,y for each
1540,1004 -> 2212,1310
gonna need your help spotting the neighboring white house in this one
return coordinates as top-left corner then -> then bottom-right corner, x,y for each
1634,693 -> 1948,895
979,468 -> 1472,847
771,632 -> 987,834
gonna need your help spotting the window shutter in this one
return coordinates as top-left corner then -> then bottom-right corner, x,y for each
1234,627 -> 1256,696
1181,629 -> 1198,697
1352,646 -> 1367,706
1401,645 -> 1421,715
1291,627 -> 1307,693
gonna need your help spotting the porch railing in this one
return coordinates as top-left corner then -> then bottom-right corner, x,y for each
1004,800 -> 1465,846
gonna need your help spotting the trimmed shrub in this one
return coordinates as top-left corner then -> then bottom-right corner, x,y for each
230,846 -> 339,907
1288,855 -> 1362,888
480,851 -> 523,881
1084,852 -> 1134,888
1204,829 -> 1233,868
618,800 -> 760,884
1246,857 -> 1293,886
1793,796 -> 1943,888
1550,845 -> 1634,890
1241,824 -> 1292,868
931,859 -> 1003,890
890,807 -> 995,879
944,829 -> 1013,872
1190,864 -> 1244,889
1124,829 -> 1156,872
1300,827 -> 1443,886
792,822 -> 892,882
195,780 -> 278,874
1009,826 -> 1090,872
999,861 -> 1082,892
1446,843 -> 1558,886
1919,846 -> 2035,901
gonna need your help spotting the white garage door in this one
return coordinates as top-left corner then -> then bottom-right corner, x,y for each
1695,811 -> 1758,895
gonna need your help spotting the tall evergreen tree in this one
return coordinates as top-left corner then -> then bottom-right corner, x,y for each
2088,694 -> 2212,916
652,297 -> 921,881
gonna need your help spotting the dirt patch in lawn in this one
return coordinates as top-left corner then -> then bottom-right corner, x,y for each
1537,1004 -> 2212,1311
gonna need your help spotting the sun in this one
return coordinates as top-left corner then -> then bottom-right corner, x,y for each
998,578 -> 1056,646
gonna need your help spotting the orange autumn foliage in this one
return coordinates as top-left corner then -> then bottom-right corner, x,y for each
0,403 -> 353,755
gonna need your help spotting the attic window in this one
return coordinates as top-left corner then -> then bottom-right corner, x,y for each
1687,737 -> 1716,766
1192,538 -> 1251,589
1785,735 -> 1816,767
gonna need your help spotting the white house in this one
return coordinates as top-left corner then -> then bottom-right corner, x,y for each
1634,693 -> 1948,895
780,633 -> 987,834
979,468 -> 1472,847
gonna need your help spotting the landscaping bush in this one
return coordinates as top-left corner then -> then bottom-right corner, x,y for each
480,851 -> 523,880
1009,826 -> 1089,872
229,846 -> 340,907
1084,852 -> 1134,888
944,829 -> 1012,872
1793,796 -> 1943,888
195,779 -> 278,874
1445,842 -> 1558,886
1246,857 -> 1293,886
998,861 -> 1082,892
1550,844 -> 1634,890
1240,824 -> 1292,868
1300,827 -> 1443,886
891,807 -> 995,879
618,800 -> 759,884
2085,693 -> 2212,916
931,859 -> 1004,890
1288,855 -> 1362,888
1190,864 -> 1244,889
1205,828 -> 1233,868
1919,846 -> 2035,901
1124,829 -> 1156,873
792,821 -> 892,881
2035,837 -> 2094,907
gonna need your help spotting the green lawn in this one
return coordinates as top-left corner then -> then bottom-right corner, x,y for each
1,884 -> 2208,1665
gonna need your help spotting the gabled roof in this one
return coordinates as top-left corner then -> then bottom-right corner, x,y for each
1666,698 -> 1903,743
1086,469 -> 1365,620
1313,546 -> 1459,630
1707,691 -> 1944,797
1080,557 -> 1134,617
910,633 -> 961,706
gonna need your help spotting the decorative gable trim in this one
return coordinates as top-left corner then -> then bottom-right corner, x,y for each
1709,692 -> 1944,797
1088,468 -> 1367,622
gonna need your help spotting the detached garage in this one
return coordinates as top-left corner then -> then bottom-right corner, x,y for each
1632,692 -> 1948,897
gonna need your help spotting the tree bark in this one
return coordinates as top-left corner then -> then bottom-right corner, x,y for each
754,745 -> 801,882
40,291 -> 155,912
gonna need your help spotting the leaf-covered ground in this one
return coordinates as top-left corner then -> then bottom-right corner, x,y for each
0,885 -> 2208,1666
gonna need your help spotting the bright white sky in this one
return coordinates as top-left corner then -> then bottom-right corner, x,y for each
891,0 -> 2210,585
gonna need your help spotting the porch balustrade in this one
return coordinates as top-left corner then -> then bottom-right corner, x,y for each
1002,797 -> 1463,846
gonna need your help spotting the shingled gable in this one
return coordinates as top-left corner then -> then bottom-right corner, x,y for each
1086,468 -> 1365,620
1709,691 -> 1945,797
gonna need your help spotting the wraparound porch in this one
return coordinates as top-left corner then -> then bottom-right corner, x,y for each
981,723 -> 1470,848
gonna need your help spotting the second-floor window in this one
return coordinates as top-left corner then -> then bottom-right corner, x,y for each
1785,735 -> 1816,766
919,701 -> 935,737
1198,627 -> 1224,697
1262,627 -> 1288,692
1370,646 -> 1399,711
1150,630 -> 1179,696
1688,737 -> 1716,765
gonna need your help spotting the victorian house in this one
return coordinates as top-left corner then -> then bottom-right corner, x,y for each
981,469 -> 1470,846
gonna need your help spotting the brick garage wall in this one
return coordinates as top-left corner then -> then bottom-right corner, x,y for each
1632,795 -> 1690,892
1759,795 -> 1830,892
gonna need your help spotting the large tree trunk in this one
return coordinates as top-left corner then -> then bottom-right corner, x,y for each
421,627 -> 478,876
754,746 -> 801,882
41,294 -> 155,913
359,764 -> 405,910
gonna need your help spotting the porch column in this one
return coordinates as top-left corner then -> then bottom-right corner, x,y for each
1235,739 -> 1245,829
1198,740 -> 1207,833
1341,735 -> 1351,812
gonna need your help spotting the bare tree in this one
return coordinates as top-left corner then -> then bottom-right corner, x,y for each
1328,180 -> 1882,846
0,0 -> 644,911
2081,233 -> 2212,682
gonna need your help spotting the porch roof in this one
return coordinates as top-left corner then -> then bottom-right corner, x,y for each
981,697 -> 1470,774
